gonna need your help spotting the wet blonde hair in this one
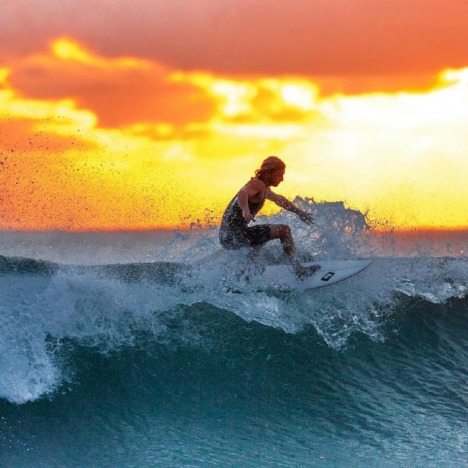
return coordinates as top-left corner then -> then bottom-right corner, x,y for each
254,156 -> 286,180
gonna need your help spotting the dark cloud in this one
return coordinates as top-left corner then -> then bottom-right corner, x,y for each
2,0 -> 468,78
5,42 -> 321,131
7,52 -> 216,128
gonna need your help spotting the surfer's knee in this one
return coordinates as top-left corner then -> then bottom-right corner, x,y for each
280,224 -> 292,240
270,224 -> 291,240
273,225 -> 294,253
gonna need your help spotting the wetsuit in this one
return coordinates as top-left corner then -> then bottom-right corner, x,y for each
219,188 -> 272,250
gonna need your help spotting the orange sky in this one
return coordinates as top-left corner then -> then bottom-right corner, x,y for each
2,1 -> 468,230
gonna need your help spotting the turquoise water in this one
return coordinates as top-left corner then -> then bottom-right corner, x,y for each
1,201 -> 468,467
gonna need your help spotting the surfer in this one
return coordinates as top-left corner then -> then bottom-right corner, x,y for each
219,156 -> 319,279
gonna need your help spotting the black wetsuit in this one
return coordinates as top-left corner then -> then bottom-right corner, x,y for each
219,188 -> 271,250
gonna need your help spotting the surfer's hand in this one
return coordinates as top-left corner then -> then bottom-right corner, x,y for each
299,211 -> 314,225
243,211 -> 255,223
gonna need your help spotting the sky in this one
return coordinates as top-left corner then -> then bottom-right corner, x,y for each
2,0 -> 468,230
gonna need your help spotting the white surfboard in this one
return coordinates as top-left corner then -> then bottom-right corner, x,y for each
259,260 -> 372,291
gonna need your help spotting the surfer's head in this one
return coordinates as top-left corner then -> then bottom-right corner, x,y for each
255,156 -> 286,187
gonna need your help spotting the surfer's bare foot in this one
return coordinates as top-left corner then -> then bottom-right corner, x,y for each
296,265 -> 321,280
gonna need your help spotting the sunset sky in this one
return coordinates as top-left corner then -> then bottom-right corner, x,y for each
2,0 -> 468,230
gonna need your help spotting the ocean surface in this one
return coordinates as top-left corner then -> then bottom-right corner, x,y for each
1,200 -> 468,467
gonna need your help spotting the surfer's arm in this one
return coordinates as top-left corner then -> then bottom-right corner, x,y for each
266,190 -> 299,212
266,190 -> 314,224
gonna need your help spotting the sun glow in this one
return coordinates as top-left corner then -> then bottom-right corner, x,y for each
210,81 -> 256,116
53,39 -> 94,63
52,38 -> 152,71
2,38 -> 468,230
279,83 -> 317,110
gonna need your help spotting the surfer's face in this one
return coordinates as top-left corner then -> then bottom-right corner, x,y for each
268,169 -> 285,187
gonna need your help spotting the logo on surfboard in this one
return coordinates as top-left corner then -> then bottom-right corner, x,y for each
321,272 -> 335,282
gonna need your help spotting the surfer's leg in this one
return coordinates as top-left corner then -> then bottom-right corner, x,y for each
269,224 -> 295,253
269,225 -> 302,272
270,224 -> 294,251
269,225 -> 319,278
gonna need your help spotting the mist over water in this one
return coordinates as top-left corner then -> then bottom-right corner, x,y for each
2,199 -> 468,466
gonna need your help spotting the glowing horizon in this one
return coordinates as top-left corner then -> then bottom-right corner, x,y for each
2,37 -> 468,231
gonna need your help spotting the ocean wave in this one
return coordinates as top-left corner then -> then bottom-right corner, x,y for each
1,199 -> 468,404
1,252 -> 468,405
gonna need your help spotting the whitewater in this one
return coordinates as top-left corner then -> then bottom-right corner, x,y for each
1,199 -> 468,467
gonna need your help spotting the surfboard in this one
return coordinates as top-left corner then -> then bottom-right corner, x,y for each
259,260 -> 372,291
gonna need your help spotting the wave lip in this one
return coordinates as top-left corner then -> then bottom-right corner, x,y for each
0,255 -> 58,276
